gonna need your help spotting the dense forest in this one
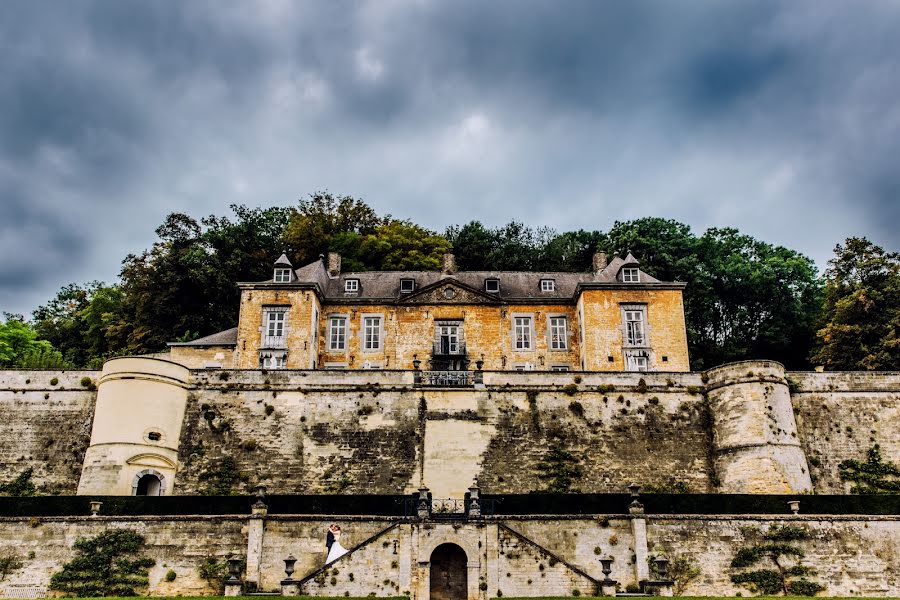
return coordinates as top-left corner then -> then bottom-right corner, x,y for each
2,192 -> 898,372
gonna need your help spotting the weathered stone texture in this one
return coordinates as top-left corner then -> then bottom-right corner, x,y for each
0,516 -> 245,596
0,371 -> 97,494
790,371 -> 900,494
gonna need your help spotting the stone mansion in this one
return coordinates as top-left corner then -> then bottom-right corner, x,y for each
167,251 -> 690,374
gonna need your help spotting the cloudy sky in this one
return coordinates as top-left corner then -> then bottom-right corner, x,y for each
2,1 -> 899,317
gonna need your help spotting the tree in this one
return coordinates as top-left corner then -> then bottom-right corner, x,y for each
729,525 -> 824,596
811,237 -> 900,370
49,529 -> 155,597
358,220 -> 452,270
282,192 -> 383,266
0,315 -> 70,369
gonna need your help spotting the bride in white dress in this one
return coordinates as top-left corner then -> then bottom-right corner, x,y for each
326,524 -> 348,564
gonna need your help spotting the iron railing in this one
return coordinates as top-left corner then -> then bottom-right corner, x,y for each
415,370 -> 478,386
401,497 -> 498,519
261,335 -> 287,349
432,340 -> 467,355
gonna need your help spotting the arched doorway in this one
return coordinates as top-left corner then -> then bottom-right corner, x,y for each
430,543 -> 467,600
135,473 -> 162,496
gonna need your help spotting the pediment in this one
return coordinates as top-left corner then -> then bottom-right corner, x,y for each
126,453 -> 176,469
398,279 -> 500,305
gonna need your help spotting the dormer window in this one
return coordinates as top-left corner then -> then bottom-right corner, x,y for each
485,279 -> 500,293
345,279 -> 359,293
540,279 -> 555,292
400,278 -> 415,293
622,268 -> 640,283
274,268 -> 292,283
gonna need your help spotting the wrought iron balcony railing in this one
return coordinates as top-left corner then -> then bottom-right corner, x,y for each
432,341 -> 467,355
414,370 -> 479,387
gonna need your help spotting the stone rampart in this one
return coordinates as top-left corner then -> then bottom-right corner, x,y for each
0,370 -> 98,494
0,513 -> 897,597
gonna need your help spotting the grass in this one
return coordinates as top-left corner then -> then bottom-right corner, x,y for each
494,598 -> 899,600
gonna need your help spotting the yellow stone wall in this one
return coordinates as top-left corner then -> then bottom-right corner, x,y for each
230,287 -> 688,372
168,345 -> 234,368
579,288 -> 689,371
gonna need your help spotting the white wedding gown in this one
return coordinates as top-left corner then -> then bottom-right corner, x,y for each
326,532 -> 348,563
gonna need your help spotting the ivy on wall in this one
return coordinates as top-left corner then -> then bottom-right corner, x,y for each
49,529 -> 155,597
534,443 -> 583,493
729,525 -> 825,597
839,445 -> 900,494
0,468 -> 37,496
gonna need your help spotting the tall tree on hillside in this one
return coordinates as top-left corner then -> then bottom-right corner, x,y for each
282,192 -> 383,266
811,237 -> 900,370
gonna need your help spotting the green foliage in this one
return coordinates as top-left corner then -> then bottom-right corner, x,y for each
811,237 -> 900,370
839,444 -> 900,494
644,479 -> 691,494
668,555 -> 702,596
535,443 -> 583,493
729,525 -> 823,597
0,315 -> 71,369
49,529 -> 155,597
198,457 -> 241,495
562,384 -> 578,397
80,376 -> 96,391
0,550 -> 24,581
567,401 -> 584,417
165,569 -> 177,582
198,556 -> 234,594
0,468 -> 37,496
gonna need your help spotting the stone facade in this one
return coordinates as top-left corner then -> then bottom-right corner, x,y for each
1,513 -> 898,598
181,252 -> 691,373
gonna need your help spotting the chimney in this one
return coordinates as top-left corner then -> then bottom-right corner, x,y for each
327,252 -> 342,277
442,252 -> 457,275
592,251 -> 608,273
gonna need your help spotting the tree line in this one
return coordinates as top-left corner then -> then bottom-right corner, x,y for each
2,192 -> 897,372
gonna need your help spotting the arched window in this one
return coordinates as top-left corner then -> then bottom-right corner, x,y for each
131,469 -> 166,496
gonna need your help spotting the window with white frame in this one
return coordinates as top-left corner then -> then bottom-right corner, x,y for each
625,351 -> 649,372
485,279 -> 500,293
513,316 -> 533,350
260,352 -> 286,369
624,307 -> 646,346
345,279 -> 359,292
549,316 -> 568,350
328,316 -> 347,351
362,315 -> 382,351
274,268 -> 292,283
622,268 -> 640,282
550,365 -> 570,372
540,279 -> 555,292
262,307 -> 288,348
400,278 -> 415,293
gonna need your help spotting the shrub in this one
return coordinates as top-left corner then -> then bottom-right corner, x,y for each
241,439 -> 258,452
0,550 -> 24,581
79,377 -> 96,391
49,529 -> 155,597
637,378 -> 648,393
568,401 -> 584,418
264,404 -> 275,417
562,383 -> 578,396
165,569 -> 177,582
198,556 -> 232,594
49,377 -> 58,386
0,468 -> 37,496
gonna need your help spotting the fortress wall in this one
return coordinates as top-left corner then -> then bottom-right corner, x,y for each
0,371 -> 98,494
0,515 -> 246,597
175,370 -> 714,496
1,515 -> 897,597
788,371 -> 900,494
648,516 -> 900,597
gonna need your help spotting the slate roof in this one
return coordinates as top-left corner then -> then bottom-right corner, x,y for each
167,327 -> 238,347
241,254 -> 679,302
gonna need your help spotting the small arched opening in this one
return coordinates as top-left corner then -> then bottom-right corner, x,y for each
430,543 -> 467,600
131,469 -> 166,496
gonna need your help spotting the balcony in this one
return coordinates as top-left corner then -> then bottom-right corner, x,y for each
261,335 -> 287,349
415,370 -> 478,387
432,340 -> 467,356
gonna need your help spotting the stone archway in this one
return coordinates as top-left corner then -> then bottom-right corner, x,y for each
430,543 -> 468,600
131,468 -> 166,496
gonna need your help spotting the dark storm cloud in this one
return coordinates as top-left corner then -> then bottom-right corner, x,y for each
1,0 -> 899,316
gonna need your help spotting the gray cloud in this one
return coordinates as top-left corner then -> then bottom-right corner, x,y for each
1,0 -> 899,316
